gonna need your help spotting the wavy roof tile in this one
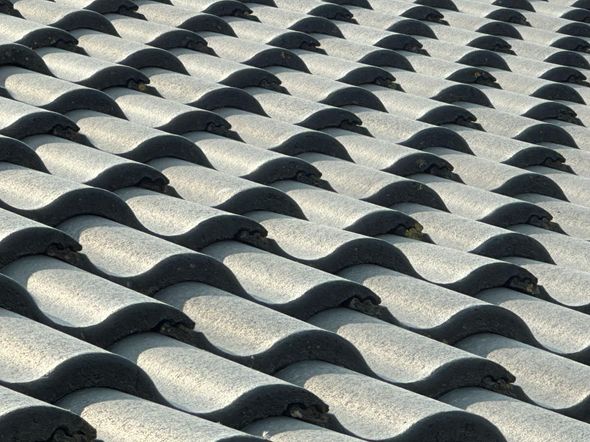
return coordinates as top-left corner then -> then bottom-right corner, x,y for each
0,0 -> 589,440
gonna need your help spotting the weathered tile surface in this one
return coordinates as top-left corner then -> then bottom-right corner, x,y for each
0,0 -> 589,440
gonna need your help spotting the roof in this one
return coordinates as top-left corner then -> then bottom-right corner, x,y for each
0,0 -> 589,440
